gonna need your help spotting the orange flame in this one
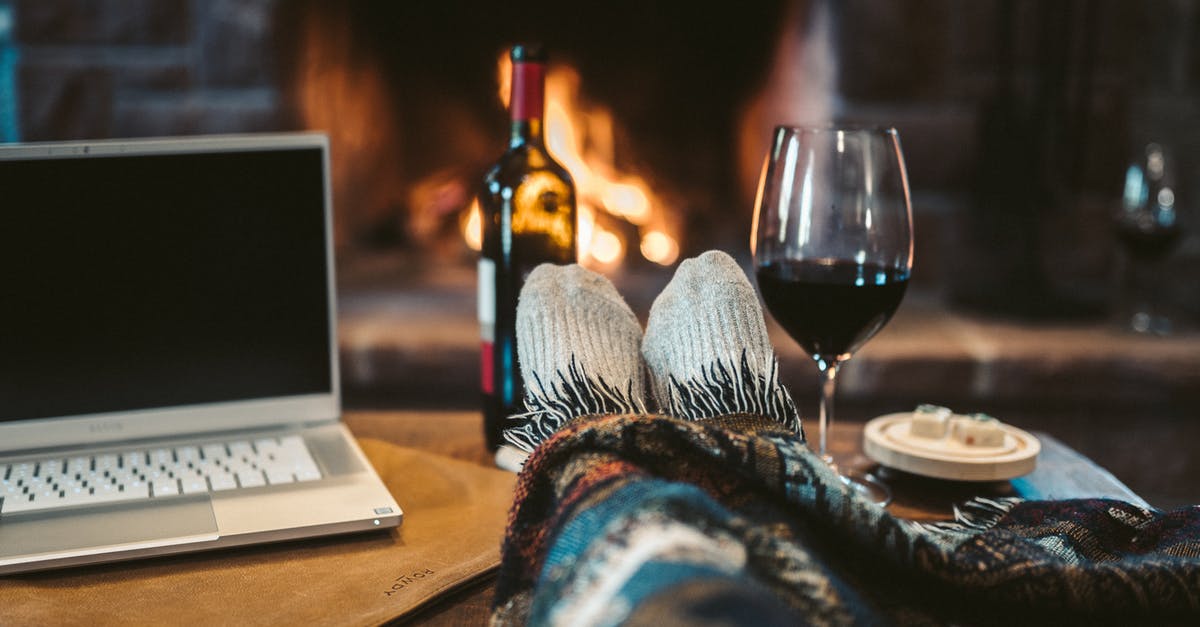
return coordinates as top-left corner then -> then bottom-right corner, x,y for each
465,55 -> 679,267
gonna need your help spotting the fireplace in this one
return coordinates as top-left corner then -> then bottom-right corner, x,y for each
5,0 -> 1199,319
268,0 -> 811,272
7,1 -> 1200,509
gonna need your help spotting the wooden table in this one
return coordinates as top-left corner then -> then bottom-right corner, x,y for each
343,410 -> 1147,625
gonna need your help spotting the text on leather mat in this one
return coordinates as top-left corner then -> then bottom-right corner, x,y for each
384,569 -> 436,596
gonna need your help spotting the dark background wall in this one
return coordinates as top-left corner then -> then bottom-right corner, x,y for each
4,0 -> 1200,509
4,0 -> 1199,323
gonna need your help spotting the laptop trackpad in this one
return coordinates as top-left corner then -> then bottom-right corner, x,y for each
0,496 -> 218,562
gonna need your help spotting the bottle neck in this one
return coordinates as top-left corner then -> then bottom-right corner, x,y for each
509,60 -> 546,146
510,119 -> 545,147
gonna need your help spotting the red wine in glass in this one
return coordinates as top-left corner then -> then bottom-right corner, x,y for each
756,259 -> 909,361
1115,223 -> 1181,261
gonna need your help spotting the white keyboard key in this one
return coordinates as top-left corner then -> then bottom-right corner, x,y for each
229,441 -> 254,459
264,469 -> 294,485
294,467 -> 321,482
151,448 -> 174,465
236,471 -> 266,488
112,483 -> 150,501
153,480 -> 180,497
58,488 -> 93,507
181,478 -> 208,494
2,494 -> 40,514
195,460 -> 223,476
39,459 -> 65,476
82,485 -> 147,506
223,455 -> 257,469
208,474 -> 238,491
274,439 -> 302,463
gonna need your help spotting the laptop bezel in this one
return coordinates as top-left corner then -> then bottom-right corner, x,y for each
0,133 -> 343,454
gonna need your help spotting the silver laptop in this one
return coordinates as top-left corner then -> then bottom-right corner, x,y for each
0,133 -> 402,575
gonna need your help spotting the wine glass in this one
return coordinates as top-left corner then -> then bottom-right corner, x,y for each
751,125 -> 913,505
1112,142 -> 1183,335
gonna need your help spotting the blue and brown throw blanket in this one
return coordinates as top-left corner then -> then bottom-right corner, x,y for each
490,413 -> 1200,626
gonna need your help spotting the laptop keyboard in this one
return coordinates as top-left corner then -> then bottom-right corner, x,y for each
1,435 -> 322,516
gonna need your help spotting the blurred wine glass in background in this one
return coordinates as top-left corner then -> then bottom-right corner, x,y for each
1112,142 -> 1183,335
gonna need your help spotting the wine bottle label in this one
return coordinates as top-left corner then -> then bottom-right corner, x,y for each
478,258 -> 496,332
478,258 -> 496,394
511,174 -> 575,251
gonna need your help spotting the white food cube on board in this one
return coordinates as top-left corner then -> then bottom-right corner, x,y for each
952,413 -> 1005,447
909,404 -> 953,439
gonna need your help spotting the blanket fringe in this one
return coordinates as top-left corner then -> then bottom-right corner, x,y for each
664,349 -> 802,437
503,356 -> 647,453
915,496 -> 1024,534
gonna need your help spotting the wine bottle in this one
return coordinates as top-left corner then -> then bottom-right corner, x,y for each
478,44 -> 577,451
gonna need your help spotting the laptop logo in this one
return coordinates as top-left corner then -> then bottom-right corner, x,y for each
88,421 -> 125,434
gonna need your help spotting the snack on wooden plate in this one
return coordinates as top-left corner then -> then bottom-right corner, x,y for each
952,412 -> 1005,447
908,404 -> 952,439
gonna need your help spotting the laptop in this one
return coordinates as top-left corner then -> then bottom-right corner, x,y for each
0,133 -> 402,575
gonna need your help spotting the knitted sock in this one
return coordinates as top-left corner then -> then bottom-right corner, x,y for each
502,263 -> 648,453
641,250 -> 802,436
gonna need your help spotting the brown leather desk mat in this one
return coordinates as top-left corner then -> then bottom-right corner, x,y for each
0,438 -> 516,626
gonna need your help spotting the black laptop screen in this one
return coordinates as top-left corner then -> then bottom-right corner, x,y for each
0,144 -> 333,422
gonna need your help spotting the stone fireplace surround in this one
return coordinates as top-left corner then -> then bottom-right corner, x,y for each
7,1 -> 1200,509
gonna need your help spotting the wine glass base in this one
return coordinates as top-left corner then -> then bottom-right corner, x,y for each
840,470 -> 892,506
1124,310 -> 1174,336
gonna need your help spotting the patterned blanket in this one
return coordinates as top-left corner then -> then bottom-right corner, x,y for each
490,413 -> 1200,626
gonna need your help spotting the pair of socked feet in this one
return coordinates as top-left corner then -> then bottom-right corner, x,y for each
502,250 -> 803,458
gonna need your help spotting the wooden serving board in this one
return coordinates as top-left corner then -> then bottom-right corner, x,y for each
863,413 -> 1040,481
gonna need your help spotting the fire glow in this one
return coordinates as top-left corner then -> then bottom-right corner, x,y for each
464,55 -> 680,268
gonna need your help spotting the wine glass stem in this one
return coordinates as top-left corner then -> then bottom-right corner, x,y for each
817,359 -> 840,467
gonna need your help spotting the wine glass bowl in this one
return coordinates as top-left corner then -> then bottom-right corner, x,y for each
752,125 -> 914,505
1112,142 -> 1183,335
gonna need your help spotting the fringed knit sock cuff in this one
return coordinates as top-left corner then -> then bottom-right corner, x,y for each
502,263 -> 648,454
642,250 -> 803,438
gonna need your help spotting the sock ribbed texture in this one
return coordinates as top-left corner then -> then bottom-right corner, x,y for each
503,263 -> 648,452
641,250 -> 802,436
